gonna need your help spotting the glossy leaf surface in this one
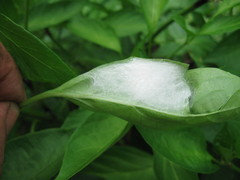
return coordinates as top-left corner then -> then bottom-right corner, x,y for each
84,146 -> 157,180
140,0 -> 168,32
105,11 -> 147,37
186,68 -> 240,113
29,1 -> 85,31
138,126 -> 218,173
61,109 -> 93,129
154,151 -> 199,180
0,13 -> 76,84
56,113 -> 129,180
68,17 -> 121,53
1,129 -> 71,180
200,16 -> 240,35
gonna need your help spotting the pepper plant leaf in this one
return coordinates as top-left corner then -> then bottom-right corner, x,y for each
140,0 -> 168,32
200,16 -> 240,35
56,113 -> 129,180
84,145 -> 157,180
0,13 -> 76,84
204,31 -> 240,76
22,57 -> 240,129
105,10 -> 147,37
137,126 -> 218,173
1,129 -> 72,180
28,1 -> 85,31
154,151 -> 199,180
68,17 -> 122,53
213,0 -> 240,17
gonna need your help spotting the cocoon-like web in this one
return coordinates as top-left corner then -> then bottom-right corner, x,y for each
85,57 -> 192,114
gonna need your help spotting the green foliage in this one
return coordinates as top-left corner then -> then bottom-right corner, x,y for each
105,10 -> 147,37
200,16 -> 240,35
0,13 -> 76,84
56,113 -> 129,180
204,31 -> 240,76
1,0 -> 240,179
68,17 -> 121,53
138,127 -> 218,173
84,146 -> 157,180
154,152 -> 198,180
28,1 -> 85,31
22,58 -> 240,129
140,0 -> 168,32
2,129 -> 72,179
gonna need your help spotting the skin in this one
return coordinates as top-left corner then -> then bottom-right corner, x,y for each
0,43 -> 25,172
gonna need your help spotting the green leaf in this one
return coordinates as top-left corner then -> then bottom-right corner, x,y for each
0,13 -> 76,84
1,129 -> 72,180
68,17 -> 121,53
23,58 -> 240,129
28,1 -> 85,31
214,0 -> 240,17
84,146 -> 157,180
62,109 -> 93,129
140,0 -> 168,32
186,68 -> 240,114
187,35 -> 216,67
168,22 -> 187,44
204,31 -> 240,76
226,121 -> 240,158
200,16 -> 240,35
56,113 -> 129,180
222,90 -> 240,110
154,151 -> 199,180
0,0 -> 22,22
173,15 -> 195,35
220,90 -> 240,158
105,10 -> 147,37
137,126 -> 218,173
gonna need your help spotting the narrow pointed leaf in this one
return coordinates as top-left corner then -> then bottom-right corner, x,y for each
0,13 -> 76,84
68,17 -> 121,53
204,31 -> 240,76
200,16 -> 240,35
140,0 -> 168,32
214,0 -> 240,17
1,129 -> 72,180
105,11 -> 147,37
56,113 -> 129,180
28,1 -> 85,31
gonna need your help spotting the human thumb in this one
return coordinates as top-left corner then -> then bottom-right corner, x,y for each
0,102 -> 19,173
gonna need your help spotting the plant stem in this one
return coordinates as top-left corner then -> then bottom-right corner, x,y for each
30,119 -> 39,133
133,0 -> 208,57
44,28 -> 69,54
169,35 -> 195,59
151,0 -> 208,42
131,33 -> 152,56
21,90 -> 57,107
24,0 -> 30,30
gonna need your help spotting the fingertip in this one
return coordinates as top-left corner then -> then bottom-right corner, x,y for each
5,103 -> 19,134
